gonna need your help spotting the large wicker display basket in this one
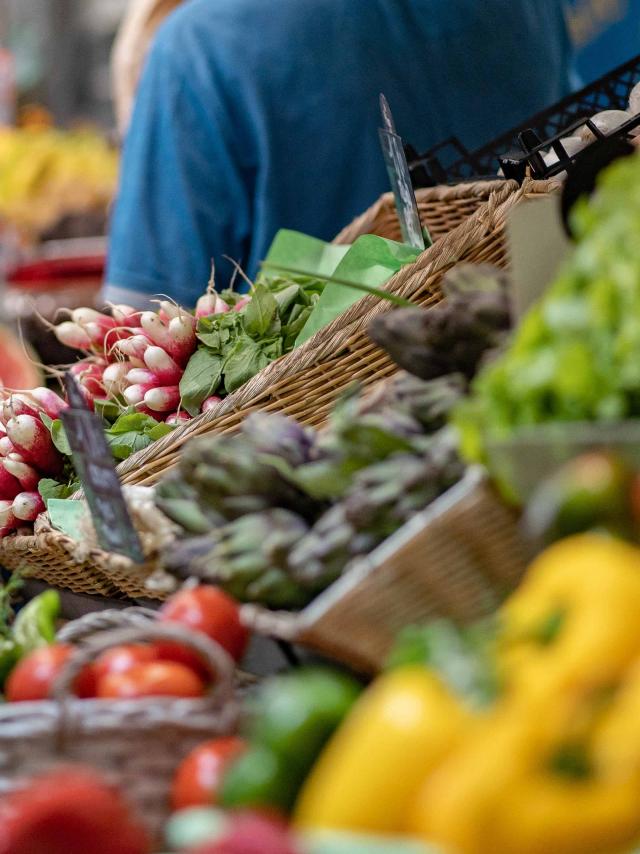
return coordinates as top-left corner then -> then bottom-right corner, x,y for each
115,178 -> 554,488
0,178 -> 555,599
0,612 -> 238,843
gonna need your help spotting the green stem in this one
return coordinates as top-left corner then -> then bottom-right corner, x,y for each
261,263 -> 414,307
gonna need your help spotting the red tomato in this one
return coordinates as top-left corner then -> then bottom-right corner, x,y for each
171,737 -> 246,811
6,644 -> 97,702
94,644 -> 158,682
158,586 -> 249,669
0,767 -> 150,854
97,661 -> 205,700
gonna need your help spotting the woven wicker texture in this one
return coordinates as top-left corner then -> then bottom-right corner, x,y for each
0,519 -> 167,600
242,468 -> 532,672
334,180 -> 508,245
0,617 -> 238,843
0,178 -> 555,599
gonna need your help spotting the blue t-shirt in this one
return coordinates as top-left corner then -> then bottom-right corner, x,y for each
105,0 -> 573,307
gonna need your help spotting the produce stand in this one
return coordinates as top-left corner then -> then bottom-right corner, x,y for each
5,45 -> 640,854
0,179 -> 552,604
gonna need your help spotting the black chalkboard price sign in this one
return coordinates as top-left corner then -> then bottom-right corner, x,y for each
379,93 -> 427,252
60,374 -> 145,564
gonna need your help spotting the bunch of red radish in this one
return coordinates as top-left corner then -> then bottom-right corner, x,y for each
0,388 -> 69,535
52,292 -> 248,423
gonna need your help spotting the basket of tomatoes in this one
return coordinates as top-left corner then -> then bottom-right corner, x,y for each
0,584 -> 248,844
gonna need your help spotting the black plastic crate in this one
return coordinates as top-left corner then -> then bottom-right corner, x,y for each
408,52 -> 640,186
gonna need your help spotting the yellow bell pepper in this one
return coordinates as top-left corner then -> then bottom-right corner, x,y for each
496,534 -> 640,701
594,658 -> 640,777
294,666 -> 468,835
409,703 -> 640,854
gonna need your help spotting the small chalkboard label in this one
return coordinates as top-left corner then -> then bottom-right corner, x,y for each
60,374 -> 145,564
379,94 -> 427,252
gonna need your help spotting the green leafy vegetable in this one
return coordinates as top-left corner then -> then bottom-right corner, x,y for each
261,262 -> 414,307
41,414 -> 72,456
38,478 -> 78,508
179,349 -> 224,416
223,336 -> 282,394
12,589 -> 60,654
243,283 -> 279,337
105,412 -> 174,461
181,236 -> 416,414
456,153 -> 640,465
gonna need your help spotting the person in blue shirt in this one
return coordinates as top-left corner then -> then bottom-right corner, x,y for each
105,0 -> 574,308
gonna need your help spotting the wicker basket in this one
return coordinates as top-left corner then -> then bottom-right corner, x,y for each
242,467 -> 532,672
334,180 -> 509,244
0,514 -> 169,600
114,178 -> 555,488
0,178 -> 555,598
0,616 -> 238,843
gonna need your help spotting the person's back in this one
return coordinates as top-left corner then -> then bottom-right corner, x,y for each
105,0 -> 573,307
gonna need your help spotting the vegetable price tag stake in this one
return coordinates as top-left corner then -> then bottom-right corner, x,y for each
60,374 -> 145,563
379,93 -> 429,251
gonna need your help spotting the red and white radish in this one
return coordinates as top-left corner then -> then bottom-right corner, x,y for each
165,411 -> 192,425
54,321 -> 92,351
6,415 -> 64,478
126,368 -> 156,387
71,307 -> 110,327
144,386 -> 181,413
142,347 -> 183,385
234,296 -> 252,312
158,301 -> 182,322
114,334 -> 150,361
12,491 -> 45,522
110,304 -> 142,327
2,458 -> 41,492
28,388 -> 68,420
0,466 -> 21,500
102,362 -> 130,397
201,395 -> 222,412
0,436 -> 16,457
3,394 -> 41,423
123,385 -> 148,407
196,293 -> 229,318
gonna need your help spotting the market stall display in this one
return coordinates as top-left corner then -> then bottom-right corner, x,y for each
7,32 -> 640,854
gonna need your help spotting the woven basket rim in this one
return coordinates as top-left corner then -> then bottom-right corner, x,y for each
334,178 -> 512,244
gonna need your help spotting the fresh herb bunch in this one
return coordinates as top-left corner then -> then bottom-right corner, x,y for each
180,275 -> 325,415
